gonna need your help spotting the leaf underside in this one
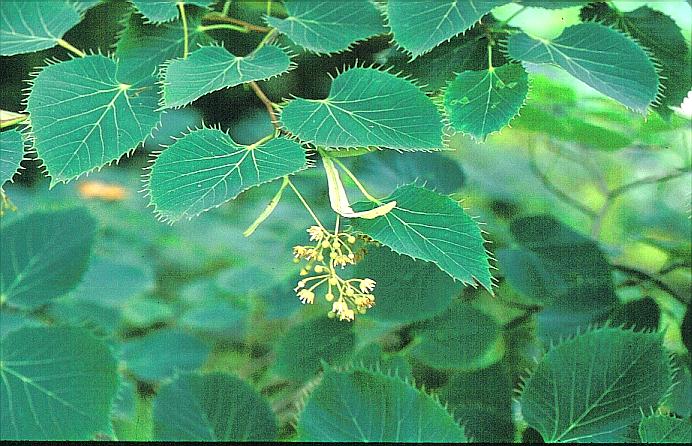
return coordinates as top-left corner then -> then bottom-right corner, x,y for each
280,67 -> 444,151
0,128 -> 25,187
0,1 -> 81,56
27,55 -> 161,184
520,328 -> 673,443
265,0 -> 385,54
161,45 -> 293,108
386,0 -> 508,58
147,128 -> 306,222
350,184 -> 493,290
507,22 -> 659,113
444,63 -> 529,140
297,367 -> 468,442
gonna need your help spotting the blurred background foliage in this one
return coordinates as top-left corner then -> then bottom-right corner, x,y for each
1,0 -> 690,442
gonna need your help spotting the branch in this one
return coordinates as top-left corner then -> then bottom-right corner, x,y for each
249,81 -> 280,130
203,13 -> 270,32
609,167 -> 691,198
613,264 -> 689,305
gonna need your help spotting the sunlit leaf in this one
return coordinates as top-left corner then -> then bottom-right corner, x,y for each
161,45 -> 293,108
444,63 -> 529,140
0,1 -> 81,56
0,208 -> 96,309
520,328 -> 674,443
412,301 -> 504,370
147,129 -> 306,222
130,0 -> 213,24
153,373 -> 277,441
26,55 -> 160,184
280,67 -> 444,151
508,23 -> 659,113
0,326 -> 118,440
0,129 -> 24,188
297,367 -> 468,442
273,317 -> 355,381
265,0 -> 385,54
386,0 -> 508,58
350,184 -> 492,290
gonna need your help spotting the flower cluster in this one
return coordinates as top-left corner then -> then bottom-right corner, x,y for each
293,225 -> 375,321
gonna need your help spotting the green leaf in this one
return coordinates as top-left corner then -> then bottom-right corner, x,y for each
440,362 -> 515,442
444,63 -> 529,140
1,208 -> 96,309
580,4 -> 692,118
280,67 -> 444,151
639,415 -> 691,444
26,55 -> 160,184
520,328 -> 674,443
161,45 -> 293,108
122,329 -> 210,381
0,1 -> 81,56
350,184 -> 492,290
265,0 -> 385,54
0,326 -> 119,440
353,343 -> 412,380
115,9 -> 213,84
517,1 -> 585,8
607,297 -> 660,331
153,373 -> 277,441
0,129 -> 24,188
72,257 -> 155,308
130,0 -> 213,24
412,301 -> 504,370
274,317 -> 355,382
147,129 -> 306,222
386,0 -> 508,58
507,23 -> 659,113
297,367 -> 468,442
353,245 -> 459,323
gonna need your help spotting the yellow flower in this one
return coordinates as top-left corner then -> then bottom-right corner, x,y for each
297,289 -> 315,304
332,300 -> 348,315
307,226 -> 324,241
359,278 -> 376,293
339,308 -> 355,322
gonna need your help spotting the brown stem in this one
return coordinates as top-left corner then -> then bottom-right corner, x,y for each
613,264 -> 689,305
249,81 -> 280,130
203,13 -> 270,32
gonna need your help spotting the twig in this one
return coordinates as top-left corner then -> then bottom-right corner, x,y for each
249,81 -> 279,129
613,264 -> 689,305
609,167 -> 691,198
203,13 -> 270,32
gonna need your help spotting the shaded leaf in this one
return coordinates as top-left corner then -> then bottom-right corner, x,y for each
444,63 -> 529,140
508,23 -> 659,113
0,326 -> 118,440
273,317 -> 355,381
639,415 -> 691,443
153,373 -> 277,441
0,129 -> 24,188
265,0 -> 385,54
520,328 -> 674,443
147,129 -> 306,222
130,0 -> 213,24
161,45 -> 293,108
353,245 -> 460,323
297,367 -> 468,442
412,301 -> 504,370
350,184 -> 492,290
386,0 -> 508,58
280,67 -> 444,151
26,55 -> 160,184
607,297 -> 660,331
0,1 -> 81,56
352,343 -> 412,379
0,208 -> 96,309
121,329 -> 210,381
518,1 -> 585,8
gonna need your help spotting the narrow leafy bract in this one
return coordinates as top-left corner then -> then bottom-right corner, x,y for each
0,1 -> 81,56
130,0 -> 213,24
147,129 -> 306,222
161,45 -> 293,108
265,0 -> 385,54
444,63 -> 529,140
297,367 -> 468,442
581,4 -> 692,118
638,415 -> 691,443
0,208 -> 96,309
0,129 -> 24,187
350,184 -> 492,290
280,68 -> 444,151
115,9 -> 213,84
0,326 -> 119,440
27,55 -> 160,185
153,373 -> 277,441
520,328 -> 674,443
507,23 -> 659,113
386,0 -> 508,58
